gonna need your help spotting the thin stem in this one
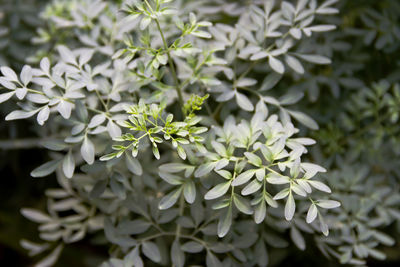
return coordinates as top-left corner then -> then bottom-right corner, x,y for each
154,19 -> 185,115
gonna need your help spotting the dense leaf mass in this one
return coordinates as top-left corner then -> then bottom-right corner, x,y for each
1,0 -> 400,266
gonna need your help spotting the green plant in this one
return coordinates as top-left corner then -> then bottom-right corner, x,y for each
1,0 -> 400,266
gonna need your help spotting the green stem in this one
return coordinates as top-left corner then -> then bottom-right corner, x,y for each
154,19 -> 185,115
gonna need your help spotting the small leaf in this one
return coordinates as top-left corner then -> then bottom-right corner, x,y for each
183,180 -> 196,204
142,241 -> 161,263
81,137 -> 95,165
237,78 -> 257,87
290,227 -> 305,250
1,66 -> 18,81
284,193 -> 295,221
269,56 -> 285,74
0,92 -> 15,104
6,109 -> 39,121
20,65 -> 32,85
181,241 -> 203,253
217,206 -> 232,237
205,181 -> 231,200
235,92 -> 254,111
62,150 -> 75,178
306,204 -> 318,223
37,106 -> 50,126
126,154 -> 143,175
21,208 -> 52,223
159,187 -> 182,210
232,169 -> 256,186
206,251 -> 221,267
297,54 -> 331,65
287,109 -> 319,130
308,180 -> 331,193
31,159 -> 61,178
316,200 -> 340,209
171,241 -> 185,267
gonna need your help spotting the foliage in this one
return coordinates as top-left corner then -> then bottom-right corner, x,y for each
1,0 -> 400,266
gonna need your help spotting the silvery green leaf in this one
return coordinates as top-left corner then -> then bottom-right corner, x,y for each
62,150 -> 75,178
205,181 -> 231,200
206,251 -> 221,267
237,78 -> 257,88
367,248 -> 386,261
291,183 -> 307,197
235,92 -> 254,111
57,45 -> 77,65
142,241 -> 161,263
35,244 -> 63,267
297,54 -> 331,64
306,25 -> 336,32
0,77 -> 16,89
232,169 -> 256,186
20,240 -> 49,257
285,193 -> 295,220
255,239 -> 268,266
177,145 -> 186,160
217,90 -> 235,102
269,56 -> 285,74
233,194 -> 253,215
1,66 -> 18,81
21,208 -> 52,223
373,231 -> 395,246
307,180 -> 331,193
183,180 -> 196,204
126,154 -> 143,175
37,106 -> 50,125
254,200 -> 266,224
244,152 -> 262,166
316,200 -> 340,209
140,17 -> 151,30
20,65 -> 32,85
159,187 -> 182,210
107,120 -> 122,138
81,137 -> 95,164
75,100 -> 88,122
217,206 -> 232,237
287,109 -> 318,130
306,203 -> 318,223
319,215 -> 329,236
30,159 -> 61,178
110,177 -> 126,199
250,51 -> 269,61
88,114 -> 106,128
181,241 -> 203,253
273,189 -> 290,201
6,109 -> 39,121
241,179 -> 262,195
90,179 -> 108,198
191,31 -> 212,38
15,87 -> 27,100
124,247 -> 143,267
195,162 -> 217,177
40,57 -> 50,74
290,227 -> 305,250
160,163 -> 190,173
27,94 -> 49,104
290,28 -> 302,39
159,172 -> 183,185
171,241 -> 185,267
0,91 -> 14,104
285,55 -> 304,74
267,173 -> 290,184
57,100 -> 73,119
